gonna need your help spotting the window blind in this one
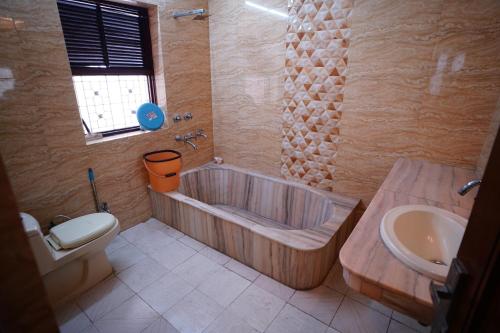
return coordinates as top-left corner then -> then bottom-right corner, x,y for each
57,0 -> 153,75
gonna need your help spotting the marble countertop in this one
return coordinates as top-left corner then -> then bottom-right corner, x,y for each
339,158 -> 477,322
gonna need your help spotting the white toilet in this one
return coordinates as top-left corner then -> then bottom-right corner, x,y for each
21,212 -> 120,305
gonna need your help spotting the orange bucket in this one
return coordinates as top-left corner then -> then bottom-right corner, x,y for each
143,150 -> 182,192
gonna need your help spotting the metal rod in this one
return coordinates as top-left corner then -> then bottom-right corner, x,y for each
172,8 -> 207,18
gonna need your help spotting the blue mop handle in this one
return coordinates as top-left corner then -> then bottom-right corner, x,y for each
88,168 -> 95,182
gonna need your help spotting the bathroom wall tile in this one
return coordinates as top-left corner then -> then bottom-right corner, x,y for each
224,258 -> 261,282
289,286 -> 343,325
94,295 -> 159,333
228,284 -> 285,332
163,289 -> 224,333
266,304 -> 329,333
77,276 -> 134,322
116,257 -> 169,292
210,0 -> 286,176
331,297 -> 390,333
138,272 -> 194,314
197,267 -> 251,307
0,0 -> 214,232
254,274 -> 295,302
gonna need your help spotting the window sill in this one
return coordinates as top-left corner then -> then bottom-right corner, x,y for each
85,129 -> 147,145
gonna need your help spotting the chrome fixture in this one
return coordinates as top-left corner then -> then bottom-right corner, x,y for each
175,133 -> 198,150
183,112 -> 193,121
458,179 -> 481,196
172,9 -> 209,20
172,114 -> 182,122
196,128 -> 207,139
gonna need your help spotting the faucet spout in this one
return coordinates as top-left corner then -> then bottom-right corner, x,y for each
458,179 -> 481,196
185,140 -> 198,150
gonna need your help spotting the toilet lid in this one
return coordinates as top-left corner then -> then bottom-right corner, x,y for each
49,213 -> 116,249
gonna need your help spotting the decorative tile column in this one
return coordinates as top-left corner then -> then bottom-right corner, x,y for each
281,0 -> 352,190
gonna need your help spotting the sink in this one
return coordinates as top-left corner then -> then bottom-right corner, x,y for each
380,205 -> 467,282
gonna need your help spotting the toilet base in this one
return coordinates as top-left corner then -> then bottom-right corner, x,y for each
43,250 -> 112,305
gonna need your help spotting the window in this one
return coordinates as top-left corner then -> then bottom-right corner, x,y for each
57,0 -> 156,137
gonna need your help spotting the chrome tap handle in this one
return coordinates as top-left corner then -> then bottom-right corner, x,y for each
195,128 -> 208,139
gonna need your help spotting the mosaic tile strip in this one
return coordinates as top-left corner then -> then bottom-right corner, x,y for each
281,0 -> 352,190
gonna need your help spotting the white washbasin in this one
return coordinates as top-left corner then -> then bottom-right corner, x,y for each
380,205 -> 467,282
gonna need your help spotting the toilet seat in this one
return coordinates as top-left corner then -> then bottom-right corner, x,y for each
49,213 -> 116,249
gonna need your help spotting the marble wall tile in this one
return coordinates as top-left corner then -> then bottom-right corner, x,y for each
209,0 -> 286,176
0,0 -> 213,231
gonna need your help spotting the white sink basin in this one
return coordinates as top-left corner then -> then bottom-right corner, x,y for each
380,205 -> 467,282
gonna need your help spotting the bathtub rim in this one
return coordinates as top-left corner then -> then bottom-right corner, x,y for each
152,162 -> 360,252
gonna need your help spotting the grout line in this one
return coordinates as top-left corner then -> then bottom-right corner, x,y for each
328,293 -> 346,330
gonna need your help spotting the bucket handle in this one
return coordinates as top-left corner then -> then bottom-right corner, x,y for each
143,160 -> 177,178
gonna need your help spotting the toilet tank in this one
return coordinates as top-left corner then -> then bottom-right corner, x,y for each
20,212 -> 42,237
20,213 -> 53,275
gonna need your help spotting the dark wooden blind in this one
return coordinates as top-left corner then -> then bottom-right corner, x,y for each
57,0 -> 153,75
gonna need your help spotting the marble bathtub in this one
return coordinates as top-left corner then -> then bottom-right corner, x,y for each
149,163 -> 360,289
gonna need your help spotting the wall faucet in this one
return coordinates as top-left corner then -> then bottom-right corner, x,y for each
175,133 -> 198,150
196,128 -> 208,139
458,179 -> 481,196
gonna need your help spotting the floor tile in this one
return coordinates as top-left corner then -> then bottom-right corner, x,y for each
142,317 -> 180,333
144,218 -> 168,231
94,295 -> 158,333
131,231 -> 176,254
327,328 -> 341,333
138,272 -> 194,314
199,246 -> 231,265
54,302 -> 92,333
289,285 -> 343,325
392,311 -> 431,333
77,276 -> 134,322
173,253 -> 224,287
331,297 -> 390,333
121,223 -> 158,243
225,259 -> 260,281
388,319 -> 420,333
108,243 -> 147,273
346,290 -> 393,317
105,235 -> 129,255
149,240 -> 196,270
178,235 -> 206,251
197,267 -> 251,307
163,225 -> 185,239
204,309 -> 259,333
323,261 -> 350,294
254,274 -> 295,302
81,324 -> 100,333
117,257 -> 169,292
228,284 -> 285,332
164,290 -> 223,333
266,304 -> 329,333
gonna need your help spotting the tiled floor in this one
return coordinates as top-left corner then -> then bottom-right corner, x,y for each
55,218 -> 431,333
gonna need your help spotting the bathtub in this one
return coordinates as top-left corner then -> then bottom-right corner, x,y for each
149,163 -> 360,289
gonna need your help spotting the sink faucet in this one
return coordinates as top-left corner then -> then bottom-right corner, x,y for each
175,133 -> 198,150
196,128 -> 208,139
458,179 -> 481,196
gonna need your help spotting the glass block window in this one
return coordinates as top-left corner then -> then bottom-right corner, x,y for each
73,75 -> 150,133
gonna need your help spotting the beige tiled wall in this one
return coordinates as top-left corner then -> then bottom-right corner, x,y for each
0,0 -> 214,231
210,0 -> 500,205
209,0 -> 287,176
